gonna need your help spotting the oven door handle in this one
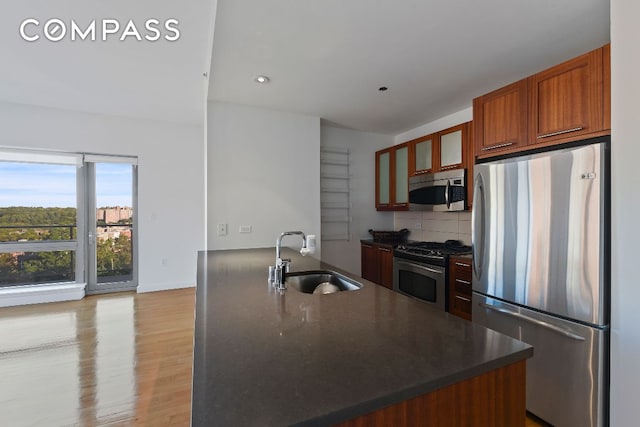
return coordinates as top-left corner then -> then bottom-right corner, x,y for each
421,265 -> 445,275
396,260 -> 444,276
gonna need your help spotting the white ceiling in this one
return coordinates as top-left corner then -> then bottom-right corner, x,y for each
1,1 -> 215,125
1,2 -> 610,132
208,0 -> 610,135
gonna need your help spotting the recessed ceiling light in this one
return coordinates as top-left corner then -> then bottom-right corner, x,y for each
379,86 -> 388,92
254,75 -> 270,84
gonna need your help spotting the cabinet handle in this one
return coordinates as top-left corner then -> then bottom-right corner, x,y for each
537,127 -> 583,139
379,248 -> 391,252
455,295 -> 471,303
481,142 -> 514,151
363,244 -> 373,249
455,262 -> 470,268
455,279 -> 471,285
391,204 -> 407,207
414,169 -> 431,175
440,165 -> 460,170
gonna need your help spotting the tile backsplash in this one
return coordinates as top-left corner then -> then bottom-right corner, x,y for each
394,211 -> 472,245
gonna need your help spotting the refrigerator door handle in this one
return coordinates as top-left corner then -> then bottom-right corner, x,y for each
472,174 -> 485,278
479,302 -> 586,341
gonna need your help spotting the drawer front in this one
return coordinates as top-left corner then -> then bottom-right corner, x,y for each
451,258 -> 472,279
449,256 -> 473,320
454,277 -> 472,295
451,294 -> 472,320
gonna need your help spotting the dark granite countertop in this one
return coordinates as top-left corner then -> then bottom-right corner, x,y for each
192,248 -> 532,427
359,239 -> 396,248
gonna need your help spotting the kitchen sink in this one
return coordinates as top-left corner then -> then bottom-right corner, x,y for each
285,270 -> 362,294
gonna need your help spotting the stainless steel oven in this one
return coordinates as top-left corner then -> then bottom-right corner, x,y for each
392,241 -> 472,311
393,258 -> 446,311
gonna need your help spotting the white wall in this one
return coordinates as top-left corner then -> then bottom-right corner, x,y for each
207,102 -> 321,252
0,102 -> 205,293
320,126 -> 394,275
610,2 -> 639,425
394,107 -> 473,145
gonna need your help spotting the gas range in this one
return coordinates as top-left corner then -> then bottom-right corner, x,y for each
394,240 -> 472,266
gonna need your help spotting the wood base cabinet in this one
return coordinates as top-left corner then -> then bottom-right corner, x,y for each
449,256 -> 472,320
361,242 -> 394,289
336,360 -> 527,427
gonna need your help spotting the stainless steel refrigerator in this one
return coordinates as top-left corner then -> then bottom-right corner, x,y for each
472,139 -> 609,427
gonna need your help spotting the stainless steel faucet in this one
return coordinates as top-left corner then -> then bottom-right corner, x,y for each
269,231 -> 316,290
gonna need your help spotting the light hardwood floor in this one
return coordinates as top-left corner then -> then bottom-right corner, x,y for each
0,288 -> 546,426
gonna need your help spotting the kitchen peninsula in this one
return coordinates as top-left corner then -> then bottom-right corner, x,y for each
192,249 -> 532,426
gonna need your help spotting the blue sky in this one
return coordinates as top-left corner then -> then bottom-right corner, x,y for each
0,162 -> 132,208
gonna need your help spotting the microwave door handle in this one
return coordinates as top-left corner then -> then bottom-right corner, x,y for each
444,179 -> 450,209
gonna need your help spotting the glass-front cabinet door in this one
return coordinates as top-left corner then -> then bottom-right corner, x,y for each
439,124 -> 466,170
394,145 -> 408,206
376,150 -> 390,208
410,134 -> 436,175
375,144 -> 409,211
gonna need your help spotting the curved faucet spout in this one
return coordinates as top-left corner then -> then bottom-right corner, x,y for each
276,231 -> 307,261
270,231 -> 316,290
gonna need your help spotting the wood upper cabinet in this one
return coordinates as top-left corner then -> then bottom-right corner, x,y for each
404,121 -> 474,210
376,143 -> 409,211
529,47 -> 604,145
473,79 -> 528,155
474,44 -> 610,160
409,124 -> 471,175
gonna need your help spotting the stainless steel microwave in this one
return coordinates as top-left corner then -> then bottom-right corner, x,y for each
409,169 -> 466,211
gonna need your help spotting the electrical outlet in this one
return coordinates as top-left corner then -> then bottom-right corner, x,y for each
239,225 -> 252,233
414,223 -> 422,230
217,223 -> 228,236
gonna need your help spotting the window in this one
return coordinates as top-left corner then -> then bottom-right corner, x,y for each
0,152 -> 81,287
0,149 -> 138,292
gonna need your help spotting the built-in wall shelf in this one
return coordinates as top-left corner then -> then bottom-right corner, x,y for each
321,188 -> 351,194
321,201 -> 351,209
320,159 -> 349,166
321,216 -> 352,223
320,146 -> 351,241
320,173 -> 351,180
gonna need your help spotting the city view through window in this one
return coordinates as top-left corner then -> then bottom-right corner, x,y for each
0,161 -> 133,287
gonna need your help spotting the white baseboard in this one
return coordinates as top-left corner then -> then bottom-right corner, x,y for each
0,283 -> 86,308
136,281 -> 195,293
